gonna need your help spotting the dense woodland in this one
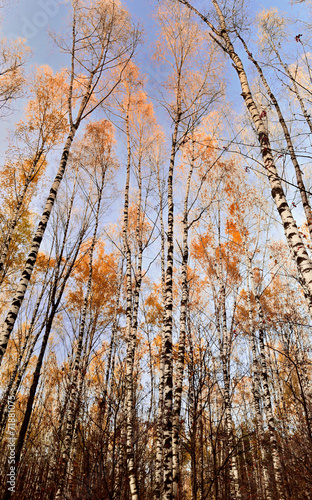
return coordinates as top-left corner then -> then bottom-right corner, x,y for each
0,0 -> 312,498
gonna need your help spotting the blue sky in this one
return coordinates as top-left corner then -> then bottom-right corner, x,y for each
1,0 -> 306,73
0,0 -> 308,153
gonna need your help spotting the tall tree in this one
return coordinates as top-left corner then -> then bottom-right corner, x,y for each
0,0 -> 138,366
176,0 -> 312,320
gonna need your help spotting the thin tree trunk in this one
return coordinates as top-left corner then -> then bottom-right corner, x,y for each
154,147 -> 166,500
238,34 -> 312,240
162,80 -> 182,500
0,279 -> 47,435
55,162 -> 106,499
243,240 -> 273,500
0,128 -> 77,366
214,204 -> 241,499
0,148 -> 44,284
172,146 -> 194,498
0,174 -> 78,435
122,100 -> 139,500
178,0 -> 312,315
3,308 -> 60,500
246,253 -> 285,499
4,224 -> 86,500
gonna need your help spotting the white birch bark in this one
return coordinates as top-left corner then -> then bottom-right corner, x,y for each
0,128 -> 78,367
241,235 -> 273,500
0,278 -> 47,435
162,117 -> 180,500
5,201 -> 87,500
247,321 -> 272,498
55,254 -> 95,498
172,147 -> 194,498
1,173 -> 78,436
122,100 -> 143,500
0,0 -> 137,366
154,147 -> 166,500
213,205 -> 241,499
55,154 -> 106,499
102,263 -> 123,414
177,0 -> 312,316
238,34 -> 312,241
0,148 -> 44,284
246,253 -> 285,499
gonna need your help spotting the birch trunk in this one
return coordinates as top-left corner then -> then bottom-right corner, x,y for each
214,204 -> 241,499
9,309 -> 60,500
216,287 -> 240,500
242,240 -> 273,500
187,324 -> 196,500
238,34 -> 312,240
122,102 -> 139,500
7,227 -> 85,499
101,263 -> 123,416
0,128 -> 79,366
178,0 -> 312,315
154,147 -> 166,500
55,160 -> 106,499
0,148 -> 44,284
172,149 -> 194,498
0,280 -> 47,435
0,173 -> 78,436
162,114 -> 180,500
246,253 -> 285,499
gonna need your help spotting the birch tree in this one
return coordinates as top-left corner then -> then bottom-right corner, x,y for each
0,0 -> 138,366
155,3 -> 221,496
0,67 -> 68,285
0,35 -> 30,116
176,0 -> 312,319
54,119 -> 116,499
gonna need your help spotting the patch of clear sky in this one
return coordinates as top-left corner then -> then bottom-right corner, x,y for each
1,0 -> 307,92
0,0 -> 309,215
0,0 -> 308,126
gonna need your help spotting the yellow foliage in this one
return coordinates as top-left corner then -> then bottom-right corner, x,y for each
16,65 -> 69,145
67,241 -> 119,318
